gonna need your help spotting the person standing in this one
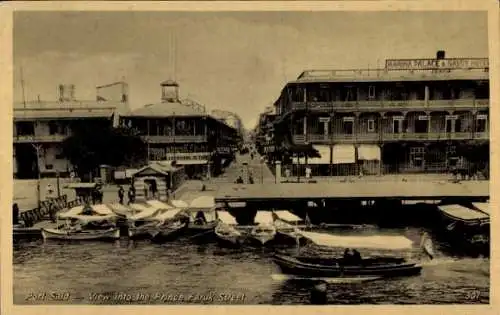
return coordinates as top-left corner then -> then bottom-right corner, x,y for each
305,166 -> 312,180
118,185 -> 125,204
128,185 -> 136,204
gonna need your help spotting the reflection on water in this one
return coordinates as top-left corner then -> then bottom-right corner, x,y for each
14,227 -> 489,305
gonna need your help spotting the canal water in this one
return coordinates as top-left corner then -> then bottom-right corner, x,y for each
13,227 -> 489,305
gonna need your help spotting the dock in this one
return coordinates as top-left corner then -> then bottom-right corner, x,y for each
214,180 -> 489,204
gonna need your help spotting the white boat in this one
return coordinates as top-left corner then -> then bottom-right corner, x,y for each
249,211 -> 276,246
42,204 -> 120,241
184,196 -> 219,235
214,211 -> 242,246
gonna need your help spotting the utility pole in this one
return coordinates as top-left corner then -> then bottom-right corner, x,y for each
31,144 -> 41,209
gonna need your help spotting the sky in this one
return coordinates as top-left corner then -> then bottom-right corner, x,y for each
13,11 -> 488,129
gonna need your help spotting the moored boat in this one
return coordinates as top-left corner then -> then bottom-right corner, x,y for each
41,204 -> 120,241
150,207 -> 189,242
272,210 -> 308,245
214,211 -> 242,247
126,203 -> 165,239
436,203 -> 489,256
249,211 -> 276,246
183,196 -> 219,239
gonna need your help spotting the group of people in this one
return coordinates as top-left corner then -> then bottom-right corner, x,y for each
117,185 -> 136,205
234,169 -> 254,184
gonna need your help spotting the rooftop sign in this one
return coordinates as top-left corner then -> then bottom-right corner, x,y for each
385,58 -> 489,71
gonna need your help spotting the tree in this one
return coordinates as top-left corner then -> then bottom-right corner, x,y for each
62,124 -> 147,180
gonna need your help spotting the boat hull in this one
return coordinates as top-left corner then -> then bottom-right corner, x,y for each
41,228 -> 120,241
151,222 -> 188,242
272,254 -> 422,278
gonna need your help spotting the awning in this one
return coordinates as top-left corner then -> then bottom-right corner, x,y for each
254,211 -> 274,225
357,145 -> 381,161
332,144 -> 356,164
292,145 -> 330,164
300,231 -> 414,250
174,160 -> 208,165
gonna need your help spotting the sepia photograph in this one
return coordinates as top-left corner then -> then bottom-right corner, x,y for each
5,2 -> 495,310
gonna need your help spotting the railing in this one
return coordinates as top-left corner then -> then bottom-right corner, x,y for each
142,135 -> 207,143
292,131 -> 488,144
13,134 -> 68,143
288,98 -> 489,112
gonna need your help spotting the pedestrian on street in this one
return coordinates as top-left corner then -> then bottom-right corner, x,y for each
118,185 -> 125,204
128,185 -> 136,204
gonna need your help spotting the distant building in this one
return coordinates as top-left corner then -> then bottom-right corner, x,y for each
13,83 -> 129,179
119,80 -> 239,179
271,51 -> 489,177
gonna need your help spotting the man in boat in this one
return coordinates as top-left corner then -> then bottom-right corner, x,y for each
194,211 -> 207,225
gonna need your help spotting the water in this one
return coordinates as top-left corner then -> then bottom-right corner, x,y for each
13,227 -> 489,305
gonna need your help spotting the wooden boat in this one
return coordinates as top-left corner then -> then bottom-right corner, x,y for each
41,204 -> 120,241
149,207 -> 189,242
41,227 -> 120,241
126,203 -> 165,239
183,196 -> 219,238
273,219 -> 309,246
271,254 -> 422,278
214,211 -> 242,247
272,231 -> 423,279
249,211 -> 276,246
436,203 -> 489,256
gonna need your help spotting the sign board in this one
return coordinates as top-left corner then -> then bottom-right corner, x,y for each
445,115 -> 458,120
392,116 -> 405,120
385,58 -> 489,71
343,117 -> 355,122
319,117 -> 331,123
476,114 -> 488,120
418,115 -> 430,121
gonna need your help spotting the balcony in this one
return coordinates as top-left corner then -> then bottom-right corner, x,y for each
13,134 -> 68,143
292,131 -> 488,144
142,135 -> 207,144
287,98 -> 489,113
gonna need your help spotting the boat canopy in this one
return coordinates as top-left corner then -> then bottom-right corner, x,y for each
129,204 -> 162,221
156,208 -> 182,221
217,211 -> 238,225
472,202 -> 490,215
146,200 -> 174,210
438,204 -> 489,221
58,205 -> 118,222
171,200 -> 189,208
93,204 -> 115,215
255,211 -> 274,225
300,231 -> 415,250
273,210 -> 302,222
190,196 -> 216,209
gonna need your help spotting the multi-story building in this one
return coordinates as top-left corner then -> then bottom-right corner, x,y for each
13,83 -> 129,179
255,106 -> 277,157
272,51 -> 489,176
119,80 -> 239,179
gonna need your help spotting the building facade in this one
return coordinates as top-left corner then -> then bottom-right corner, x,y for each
13,83 -> 129,179
119,80 -> 239,179
272,52 -> 489,177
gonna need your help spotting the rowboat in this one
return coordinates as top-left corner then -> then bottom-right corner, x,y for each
272,231 -> 424,279
214,211 -> 242,247
150,206 -> 189,242
183,196 -> 219,239
41,227 -> 120,241
41,204 -> 120,241
272,210 -> 308,245
272,254 -> 422,278
125,202 -> 165,239
249,211 -> 277,246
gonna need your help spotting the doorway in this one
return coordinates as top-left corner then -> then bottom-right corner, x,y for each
15,144 -> 39,179
393,119 -> 402,134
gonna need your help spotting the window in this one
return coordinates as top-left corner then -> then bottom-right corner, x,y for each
475,115 -> 487,133
368,86 -> 376,99
48,121 -> 58,135
367,119 -> 375,132
16,122 -> 35,136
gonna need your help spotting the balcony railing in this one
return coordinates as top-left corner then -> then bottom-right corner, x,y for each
288,98 -> 489,112
13,134 -> 68,143
292,131 -> 488,144
142,135 -> 207,144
